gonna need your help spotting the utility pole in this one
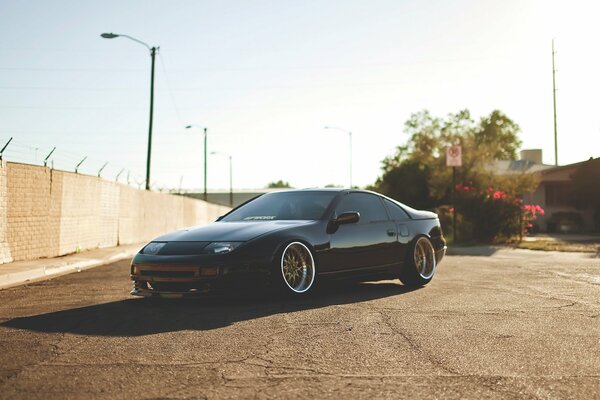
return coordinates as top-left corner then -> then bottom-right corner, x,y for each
146,46 -> 157,190
552,39 -> 558,166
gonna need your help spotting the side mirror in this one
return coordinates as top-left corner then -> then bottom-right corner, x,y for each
335,211 -> 360,225
327,211 -> 360,233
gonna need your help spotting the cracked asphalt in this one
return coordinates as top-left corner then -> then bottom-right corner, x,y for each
0,249 -> 599,399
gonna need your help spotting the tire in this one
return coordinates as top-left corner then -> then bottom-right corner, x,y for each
399,236 -> 437,287
277,241 -> 316,295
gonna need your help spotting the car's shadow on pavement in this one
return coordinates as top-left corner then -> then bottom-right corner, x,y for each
2,281 -> 420,336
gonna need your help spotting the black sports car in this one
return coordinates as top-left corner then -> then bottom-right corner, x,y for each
131,189 -> 446,297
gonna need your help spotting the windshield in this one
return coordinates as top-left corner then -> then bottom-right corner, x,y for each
222,191 -> 337,222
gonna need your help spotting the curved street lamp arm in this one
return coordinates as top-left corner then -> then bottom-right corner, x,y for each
117,34 -> 152,50
324,126 -> 351,135
102,32 -> 154,51
185,124 -> 207,130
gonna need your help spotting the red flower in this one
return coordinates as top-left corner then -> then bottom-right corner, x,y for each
492,191 -> 506,200
536,205 -> 545,215
456,184 -> 474,191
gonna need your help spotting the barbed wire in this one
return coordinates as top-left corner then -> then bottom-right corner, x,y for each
0,136 -> 157,189
0,131 -> 280,194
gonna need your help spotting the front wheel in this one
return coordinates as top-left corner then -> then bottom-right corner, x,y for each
279,241 -> 316,295
399,236 -> 436,287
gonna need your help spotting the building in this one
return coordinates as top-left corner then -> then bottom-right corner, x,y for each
499,150 -> 600,233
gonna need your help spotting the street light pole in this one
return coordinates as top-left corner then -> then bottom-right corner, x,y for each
101,32 -> 158,191
146,46 -> 156,190
324,126 -> 353,188
204,127 -> 208,201
348,131 -> 352,188
227,155 -> 232,207
211,151 -> 233,207
186,125 -> 208,201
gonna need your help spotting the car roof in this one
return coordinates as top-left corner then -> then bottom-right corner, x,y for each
235,188 -> 435,219
265,188 -> 374,194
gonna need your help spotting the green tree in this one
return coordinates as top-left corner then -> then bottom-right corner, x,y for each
376,109 -> 531,204
372,159 -> 435,209
474,110 -> 522,161
371,109 -> 539,241
267,180 -> 292,188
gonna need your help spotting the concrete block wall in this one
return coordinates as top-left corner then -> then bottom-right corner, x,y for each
0,164 -> 11,263
0,161 -> 230,264
5,162 -> 58,261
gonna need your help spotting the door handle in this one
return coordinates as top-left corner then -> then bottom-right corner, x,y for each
387,229 -> 396,237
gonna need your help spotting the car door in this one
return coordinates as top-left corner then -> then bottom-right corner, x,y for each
326,192 -> 398,272
382,198 -> 412,263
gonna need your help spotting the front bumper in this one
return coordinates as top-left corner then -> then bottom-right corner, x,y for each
130,255 -> 271,298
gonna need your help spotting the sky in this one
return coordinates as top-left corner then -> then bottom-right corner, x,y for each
0,0 -> 599,191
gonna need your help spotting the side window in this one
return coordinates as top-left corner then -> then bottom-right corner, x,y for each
335,193 -> 389,223
383,199 -> 410,220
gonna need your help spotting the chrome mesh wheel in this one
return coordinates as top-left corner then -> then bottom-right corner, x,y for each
414,237 -> 436,279
280,242 -> 315,293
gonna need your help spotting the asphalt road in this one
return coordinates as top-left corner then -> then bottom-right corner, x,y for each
0,249 -> 599,399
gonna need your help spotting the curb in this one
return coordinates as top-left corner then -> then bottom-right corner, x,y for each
446,245 -> 506,257
0,247 -> 141,290
446,244 -> 599,259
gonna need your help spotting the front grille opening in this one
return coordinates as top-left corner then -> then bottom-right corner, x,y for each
134,265 -> 219,279
141,270 -> 196,278
147,281 -> 210,293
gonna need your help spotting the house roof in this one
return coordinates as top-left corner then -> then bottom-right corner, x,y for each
489,159 -> 555,175
538,158 -> 598,174
490,157 -> 599,182
538,157 -> 600,182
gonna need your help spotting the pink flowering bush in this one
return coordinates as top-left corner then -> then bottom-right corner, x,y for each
522,204 -> 545,235
454,185 -> 544,242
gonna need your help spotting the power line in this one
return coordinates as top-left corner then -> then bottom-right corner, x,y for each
0,101 -> 384,111
0,53 -> 532,74
0,66 -> 142,72
0,79 -> 414,91
0,86 -> 142,92
158,52 -> 184,124
0,105 -> 145,110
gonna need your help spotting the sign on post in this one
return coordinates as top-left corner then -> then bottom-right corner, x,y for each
446,145 -> 461,243
446,145 -> 462,167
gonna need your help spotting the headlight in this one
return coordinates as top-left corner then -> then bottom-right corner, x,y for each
204,242 -> 242,255
141,242 -> 167,255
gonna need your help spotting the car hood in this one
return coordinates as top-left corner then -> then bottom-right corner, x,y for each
153,220 -> 314,242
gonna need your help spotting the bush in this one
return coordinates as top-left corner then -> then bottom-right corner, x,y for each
437,205 -> 473,243
454,186 -> 544,243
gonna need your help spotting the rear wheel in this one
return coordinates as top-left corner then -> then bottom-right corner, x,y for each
399,236 -> 436,287
279,241 -> 316,295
